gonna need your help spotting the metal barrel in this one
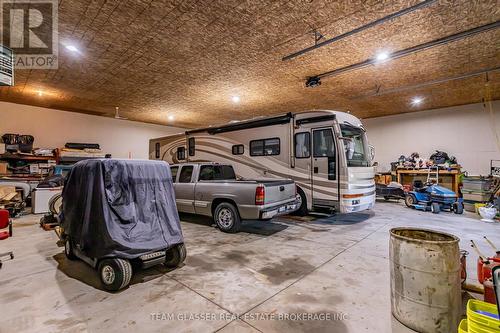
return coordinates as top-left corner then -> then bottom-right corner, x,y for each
390,228 -> 461,333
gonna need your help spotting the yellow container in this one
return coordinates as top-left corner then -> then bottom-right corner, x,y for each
475,203 -> 487,214
467,299 -> 500,333
459,319 -> 468,333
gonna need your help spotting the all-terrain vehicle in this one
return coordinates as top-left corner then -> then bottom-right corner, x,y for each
60,159 -> 186,291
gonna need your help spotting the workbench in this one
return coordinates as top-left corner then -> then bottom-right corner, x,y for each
395,168 -> 461,195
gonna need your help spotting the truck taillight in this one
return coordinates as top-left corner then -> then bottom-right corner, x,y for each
255,185 -> 265,205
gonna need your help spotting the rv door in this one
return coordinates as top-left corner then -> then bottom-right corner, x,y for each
311,128 -> 339,209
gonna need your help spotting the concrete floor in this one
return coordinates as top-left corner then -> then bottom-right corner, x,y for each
1,200 -> 499,333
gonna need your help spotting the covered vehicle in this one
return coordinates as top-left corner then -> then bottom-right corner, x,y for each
61,159 -> 186,291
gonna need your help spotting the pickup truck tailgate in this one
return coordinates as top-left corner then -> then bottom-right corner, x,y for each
261,180 -> 295,205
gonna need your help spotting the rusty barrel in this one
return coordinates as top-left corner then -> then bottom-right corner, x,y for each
390,228 -> 461,333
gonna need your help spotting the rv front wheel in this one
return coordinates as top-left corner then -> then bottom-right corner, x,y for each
98,258 -> 132,291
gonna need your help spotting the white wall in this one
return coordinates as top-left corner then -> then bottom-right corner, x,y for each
0,102 -> 184,159
364,101 -> 500,176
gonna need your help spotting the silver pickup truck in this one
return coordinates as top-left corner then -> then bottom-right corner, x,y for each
170,163 -> 300,233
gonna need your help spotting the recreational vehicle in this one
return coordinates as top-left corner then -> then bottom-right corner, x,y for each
149,111 -> 375,214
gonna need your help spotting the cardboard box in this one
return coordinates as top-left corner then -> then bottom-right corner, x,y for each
0,186 -> 17,201
0,162 -> 8,174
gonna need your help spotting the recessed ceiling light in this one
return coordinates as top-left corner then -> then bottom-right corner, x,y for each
65,45 -> 79,52
167,115 -> 175,121
375,51 -> 390,62
411,97 -> 424,105
231,96 -> 240,103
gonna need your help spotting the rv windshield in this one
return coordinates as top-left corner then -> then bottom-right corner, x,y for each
340,124 -> 370,167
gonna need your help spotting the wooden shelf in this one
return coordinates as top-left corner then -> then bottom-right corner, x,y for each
0,153 -> 56,161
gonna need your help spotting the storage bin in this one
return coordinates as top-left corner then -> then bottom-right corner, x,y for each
467,299 -> 500,333
463,190 -> 492,202
463,177 -> 493,192
458,319 -> 468,333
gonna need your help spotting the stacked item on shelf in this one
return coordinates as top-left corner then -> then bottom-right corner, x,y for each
58,143 -> 107,164
462,176 -> 497,213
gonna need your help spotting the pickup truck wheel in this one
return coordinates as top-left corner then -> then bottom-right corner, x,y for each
165,243 -> 187,268
98,258 -> 132,291
293,189 -> 308,216
214,202 -> 241,233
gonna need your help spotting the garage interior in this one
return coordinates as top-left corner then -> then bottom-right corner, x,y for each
0,0 -> 499,332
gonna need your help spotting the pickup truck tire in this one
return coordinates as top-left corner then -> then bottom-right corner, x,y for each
293,188 -> 308,216
214,202 -> 241,233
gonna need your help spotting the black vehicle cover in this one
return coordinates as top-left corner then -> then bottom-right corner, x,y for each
61,159 -> 183,259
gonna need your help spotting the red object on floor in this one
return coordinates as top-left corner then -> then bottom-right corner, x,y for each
483,279 -> 496,304
0,209 -> 14,269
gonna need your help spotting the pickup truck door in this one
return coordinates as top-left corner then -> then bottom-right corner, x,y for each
174,165 -> 196,213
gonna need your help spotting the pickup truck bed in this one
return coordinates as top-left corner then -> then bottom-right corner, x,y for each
170,163 -> 300,232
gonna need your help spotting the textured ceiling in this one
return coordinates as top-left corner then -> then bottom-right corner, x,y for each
0,0 -> 499,128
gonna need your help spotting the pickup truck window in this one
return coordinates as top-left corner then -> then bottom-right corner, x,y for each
178,166 -> 193,183
199,165 -> 236,181
170,166 -> 179,183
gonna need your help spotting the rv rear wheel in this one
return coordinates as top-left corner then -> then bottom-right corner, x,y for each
64,237 -> 77,260
214,202 -> 241,233
165,243 -> 187,268
98,258 -> 132,291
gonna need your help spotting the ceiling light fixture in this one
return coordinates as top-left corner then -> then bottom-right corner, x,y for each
168,115 -> 175,121
37,91 -> 43,96
411,96 -> 424,105
231,96 -> 240,103
65,45 -> 79,52
305,76 -> 321,88
375,51 -> 390,62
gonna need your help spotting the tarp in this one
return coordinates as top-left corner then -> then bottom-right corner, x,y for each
61,159 -> 183,259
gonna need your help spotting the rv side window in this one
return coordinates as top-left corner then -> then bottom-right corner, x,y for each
170,166 -> 179,183
188,138 -> 195,156
294,132 -> 310,158
178,166 -> 193,183
250,138 -> 280,156
177,147 -> 186,160
232,144 -> 244,155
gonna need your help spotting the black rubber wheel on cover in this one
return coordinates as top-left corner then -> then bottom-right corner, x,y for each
165,243 -> 187,268
214,202 -> 241,233
293,187 -> 308,216
453,202 -> 464,215
98,258 -> 132,291
404,194 -> 416,207
431,202 -> 441,214
64,237 -> 77,260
